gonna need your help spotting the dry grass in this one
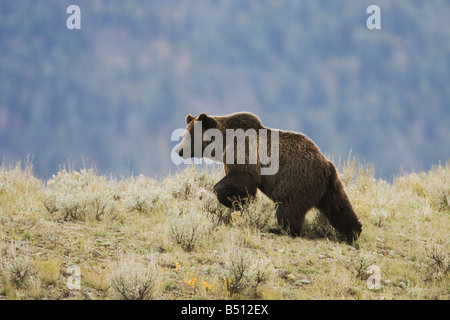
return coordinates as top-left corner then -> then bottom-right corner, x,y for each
0,159 -> 448,300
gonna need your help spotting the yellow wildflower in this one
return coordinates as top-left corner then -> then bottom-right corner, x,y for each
202,280 -> 213,291
184,277 -> 196,288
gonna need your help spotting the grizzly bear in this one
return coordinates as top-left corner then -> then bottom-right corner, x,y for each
175,112 -> 362,243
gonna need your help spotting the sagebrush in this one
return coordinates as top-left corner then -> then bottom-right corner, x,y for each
0,160 -> 449,300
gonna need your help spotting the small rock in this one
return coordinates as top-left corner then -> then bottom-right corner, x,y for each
300,278 -> 311,284
83,289 -> 95,300
93,248 -> 105,257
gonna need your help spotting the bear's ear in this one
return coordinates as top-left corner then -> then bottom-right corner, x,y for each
186,114 -> 194,124
198,113 -> 217,129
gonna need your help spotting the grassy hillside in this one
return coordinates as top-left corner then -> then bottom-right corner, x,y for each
0,160 -> 448,300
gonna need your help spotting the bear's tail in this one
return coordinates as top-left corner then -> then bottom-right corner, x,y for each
317,162 -> 362,244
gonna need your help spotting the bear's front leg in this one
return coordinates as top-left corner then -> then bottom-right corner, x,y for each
213,172 -> 258,208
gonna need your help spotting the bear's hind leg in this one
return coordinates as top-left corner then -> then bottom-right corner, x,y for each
317,198 -> 361,243
317,169 -> 362,243
275,203 -> 307,237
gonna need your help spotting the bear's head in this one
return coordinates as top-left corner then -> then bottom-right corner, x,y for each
175,113 -> 218,159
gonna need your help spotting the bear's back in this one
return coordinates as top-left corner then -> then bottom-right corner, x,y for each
215,112 -> 264,131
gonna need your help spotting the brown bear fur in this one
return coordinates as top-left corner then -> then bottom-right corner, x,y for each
177,112 -> 362,243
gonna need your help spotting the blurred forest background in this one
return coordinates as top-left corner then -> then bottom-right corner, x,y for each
0,0 -> 449,179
